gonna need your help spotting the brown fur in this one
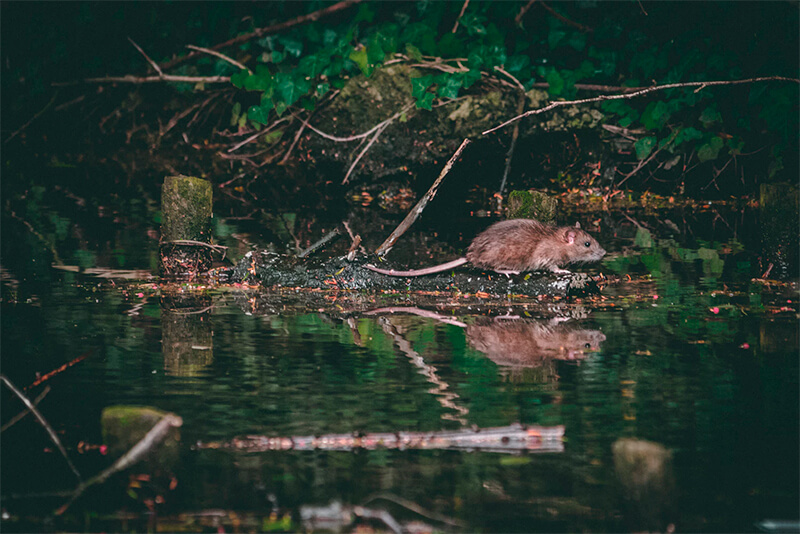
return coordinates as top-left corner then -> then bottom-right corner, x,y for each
365,219 -> 606,277
467,219 -> 606,272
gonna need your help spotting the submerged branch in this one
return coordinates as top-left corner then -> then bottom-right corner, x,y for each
56,413 -> 183,515
0,375 -> 81,482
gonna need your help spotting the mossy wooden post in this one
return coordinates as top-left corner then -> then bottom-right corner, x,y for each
507,190 -> 558,223
160,175 -> 213,277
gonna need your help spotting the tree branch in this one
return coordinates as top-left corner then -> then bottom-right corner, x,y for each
482,76 -> 800,136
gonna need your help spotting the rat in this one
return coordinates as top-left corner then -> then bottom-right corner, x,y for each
365,219 -> 606,276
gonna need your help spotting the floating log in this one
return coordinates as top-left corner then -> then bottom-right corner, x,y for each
197,423 -> 565,454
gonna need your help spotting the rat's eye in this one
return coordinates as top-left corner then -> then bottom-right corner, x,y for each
584,343 -> 591,349
584,241 -> 591,247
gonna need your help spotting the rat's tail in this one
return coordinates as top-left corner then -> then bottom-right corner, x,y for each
364,257 -> 468,277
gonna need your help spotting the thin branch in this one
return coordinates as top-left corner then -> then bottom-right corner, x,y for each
538,1 -> 593,33
515,0 -> 537,25
0,375 -> 81,482
227,117 -> 289,152
1,386 -> 50,432
616,129 -> 679,188
297,228 -> 342,258
186,45 -> 252,74
163,239 -> 228,256
56,413 -> 183,515
482,76 -> 800,135
342,121 -> 390,184
127,37 -> 163,76
280,113 -> 311,164
451,0 -> 470,33
494,66 -> 526,92
375,138 -> 471,256
498,93 -> 526,198
303,102 -> 414,143
4,91 -> 59,143
54,74 -> 229,86
159,0 -> 362,72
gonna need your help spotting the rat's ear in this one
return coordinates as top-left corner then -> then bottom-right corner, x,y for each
574,222 -> 581,229
566,229 -> 576,244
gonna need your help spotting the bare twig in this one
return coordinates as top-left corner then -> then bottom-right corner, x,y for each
451,0 -> 470,33
616,129 -> 679,188
159,0 -> 362,72
342,121 -> 390,184
186,44 -> 252,74
8,210 -> 62,264
297,228 -> 342,258
494,66 -> 526,92
538,1 -> 593,33
375,138 -> 471,256
164,239 -> 228,256
280,113 -> 311,164
5,91 -> 59,143
0,375 -> 81,481
483,76 -> 800,135
56,413 -> 183,515
498,93 -> 526,198
54,74 -> 229,86
362,493 -> 467,528
303,101 -> 414,143
228,118 -> 289,152
515,0 -> 537,25
128,37 -> 163,76
1,386 -> 51,433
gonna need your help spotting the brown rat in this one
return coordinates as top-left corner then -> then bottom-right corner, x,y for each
365,219 -> 606,276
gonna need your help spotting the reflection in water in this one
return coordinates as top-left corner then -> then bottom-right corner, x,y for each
160,291 -> 213,376
467,317 -> 606,366
613,438 -> 675,533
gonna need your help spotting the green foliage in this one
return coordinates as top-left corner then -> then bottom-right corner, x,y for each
214,2 -> 799,182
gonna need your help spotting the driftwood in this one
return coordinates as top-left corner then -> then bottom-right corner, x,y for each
198,423 -> 565,454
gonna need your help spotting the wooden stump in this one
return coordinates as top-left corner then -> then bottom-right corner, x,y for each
159,175 -> 213,277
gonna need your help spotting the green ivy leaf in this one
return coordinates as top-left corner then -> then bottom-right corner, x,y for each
416,92 -> 435,110
247,103 -> 271,125
264,129 -> 283,143
437,33 -> 464,57
462,69 -> 482,89
277,72 -> 310,107
230,69 -> 249,89
349,46 -> 370,76
699,106 -> 722,127
505,55 -> 530,74
436,75 -> 463,99
411,75 -> 434,98
298,53 -> 331,78
568,31 -> 586,51
546,69 -> 564,96
634,136 -> 657,160
230,102 -> 242,126
673,126 -> 703,147
641,101 -> 670,131
405,43 -> 423,62
548,29 -> 566,49
316,82 -> 330,97
697,136 -> 723,162
274,100 -> 288,116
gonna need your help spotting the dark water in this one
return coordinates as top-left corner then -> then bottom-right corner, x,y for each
1,198 -> 798,532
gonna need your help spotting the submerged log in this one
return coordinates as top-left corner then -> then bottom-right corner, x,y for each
160,175 -> 214,277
